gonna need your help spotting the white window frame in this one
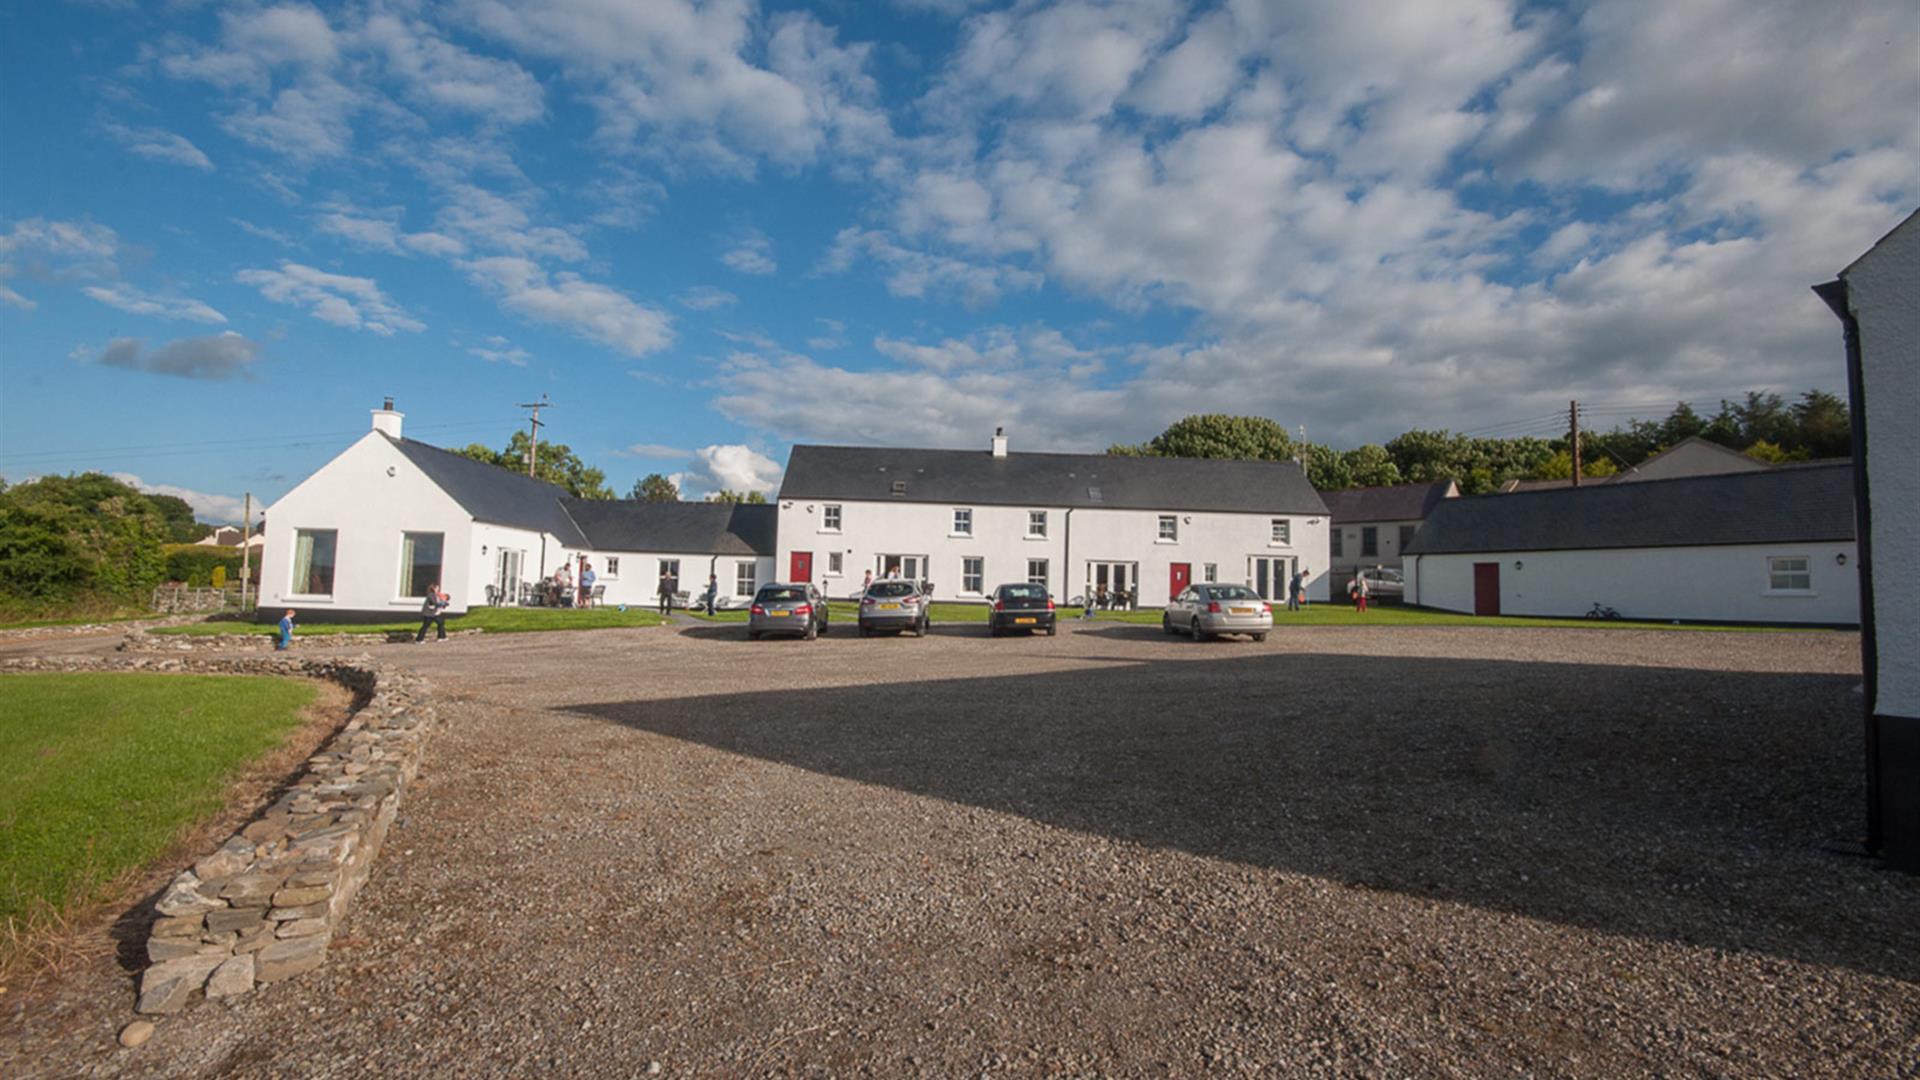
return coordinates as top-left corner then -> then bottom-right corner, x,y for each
659,558 -> 681,584
821,504 -> 842,532
952,507 -> 974,537
1026,558 -> 1049,588
288,527 -> 339,600
603,556 -> 620,579
734,561 -> 757,597
397,531 -> 445,601
826,551 -> 844,576
961,556 -> 984,594
1765,555 -> 1814,595
1203,563 -> 1218,583
1157,515 -> 1179,543
1027,510 -> 1048,539
1269,518 -> 1291,546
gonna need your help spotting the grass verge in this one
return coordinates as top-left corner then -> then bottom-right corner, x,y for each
0,672 -> 321,971
152,605 -> 668,637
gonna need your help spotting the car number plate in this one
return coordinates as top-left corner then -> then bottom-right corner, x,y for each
770,610 -> 790,617
879,602 -> 900,610
1231,607 -> 1255,614
1014,617 -> 1036,624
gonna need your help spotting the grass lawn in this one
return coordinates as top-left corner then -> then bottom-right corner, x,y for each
0,673 -> 319,935
152,605 -> 668,637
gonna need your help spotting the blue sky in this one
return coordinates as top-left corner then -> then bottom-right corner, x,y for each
1,0 -> 1914,522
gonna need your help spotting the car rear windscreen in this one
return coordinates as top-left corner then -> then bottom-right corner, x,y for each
757,587 -> 808,602
1001,585 -> 1046,600
1208,585 -> 1261,600
868,582 -> 917,598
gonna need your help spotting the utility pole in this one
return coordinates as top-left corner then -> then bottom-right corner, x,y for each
239,492 -> 252,612
517,395 -> 550,478
1569,400 -> 1583,488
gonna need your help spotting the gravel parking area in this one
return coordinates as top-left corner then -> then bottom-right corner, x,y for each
4,622 -> 1915,1076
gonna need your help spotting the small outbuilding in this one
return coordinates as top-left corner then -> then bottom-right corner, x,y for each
1319,479 -> 1457,596
1403,464 -> 1858,625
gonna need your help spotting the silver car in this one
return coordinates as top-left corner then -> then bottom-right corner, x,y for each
1163,583 -> 1272,642
748,583 -> 828,640
1356,567 -> 1404,599
858,580 -> 930,636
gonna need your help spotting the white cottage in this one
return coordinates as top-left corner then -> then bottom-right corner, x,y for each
1817,206 -> 1919,871
774,431 -> 1331,608
1403,464 -> 1858,625
258,405 -> 775,619
1319,479 -> 1458,595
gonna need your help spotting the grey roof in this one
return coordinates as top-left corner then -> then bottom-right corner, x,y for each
561,500 -> 777,556
1405,463 -> 1855,555
779,445 -> 1328,515
388,436 -> 590,546
1320,480 -> 1456,523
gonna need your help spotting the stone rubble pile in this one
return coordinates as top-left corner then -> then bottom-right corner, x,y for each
0,653 -> 434,1015
121,627 -> 481,652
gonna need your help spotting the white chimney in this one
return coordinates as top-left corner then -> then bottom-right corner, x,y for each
371,397 -> 403,439
991,426 -> 1008,458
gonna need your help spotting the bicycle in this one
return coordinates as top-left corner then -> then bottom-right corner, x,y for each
1586,602 -> 1621,620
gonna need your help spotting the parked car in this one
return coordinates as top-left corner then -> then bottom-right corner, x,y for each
748,582 -> 828,640
1163,584 -> 1272,642
1355,567 -> 1404,599
988,583 -> 1057,637
858,580 -> 930,636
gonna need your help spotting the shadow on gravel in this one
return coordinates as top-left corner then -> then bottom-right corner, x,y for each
676,622 -> 1020,643
564,652 -> 1918,983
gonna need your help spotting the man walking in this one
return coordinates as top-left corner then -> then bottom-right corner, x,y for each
705,571 -> 719,616
415,585 -> 450,642
1287,566 -> 1304,611
658,567 -> 676,615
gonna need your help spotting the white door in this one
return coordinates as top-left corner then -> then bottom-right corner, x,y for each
495,549 -> 524,604
878,554 -> 926,581
1247,556 -> 1292,601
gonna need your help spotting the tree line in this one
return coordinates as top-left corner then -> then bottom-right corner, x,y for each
453,433 -> 765,504
1108,390 -> 1850,495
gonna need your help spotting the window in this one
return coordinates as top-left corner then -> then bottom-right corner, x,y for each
1399,525 -> 1416,551
1158,515 -> 1179,542
291,529 -> 337,596
1203,563 -> 1217,583
1331,529 -> 1345,558
659,558 -> 680,583
604,556 -> 620,578
827,552 -> 844,575
952,508 -> 973,536
735,561 -> 757,596
399,532 -> 443,598
1361,526 -> 1378,557
1768,556 -> 1812,592
1027,510 -> 1048,538
1027,558 -> 1049,588
822,504 -> 842,531
1270,518 -> 1291,545
962,556 -> 984,593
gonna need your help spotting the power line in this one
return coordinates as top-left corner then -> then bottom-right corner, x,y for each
0,418 -> 518,467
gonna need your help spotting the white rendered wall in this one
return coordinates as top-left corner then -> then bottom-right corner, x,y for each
580,551 -> 774,607
467,523 -> 566,607
1849,224 -> 1920,718
259,433 -> 477,616
777,498 -> 1330,606
1406,543 -> 1859,624
1330,517 -> 1423,576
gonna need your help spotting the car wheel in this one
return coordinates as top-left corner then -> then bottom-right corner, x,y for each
1191,618 -> 1209,642
1046,623 -> 1057,637
747,631 -> 760,642
804,622 -> 817,641
1162,613 -> 1176,635
1253,633 -> 1267,643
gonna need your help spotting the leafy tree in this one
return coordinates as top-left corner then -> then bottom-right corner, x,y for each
1742,439 -> 1803,464
1297,443 -> 1351,490
144,493 -> 209,543
1341,444 -> 1402,488
629,473 -> 681,502
1790,388 -> 1851,458
455,431 -> 614,499
706,489 -> 768,504
0,473 -> 168,605
1104,442 -> 1150,456
1129,414 -> 1298,461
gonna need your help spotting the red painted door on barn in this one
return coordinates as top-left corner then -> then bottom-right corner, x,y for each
1169,562 -> 1191,598
1472,562 -> 1501,616
790,551 -> 812,584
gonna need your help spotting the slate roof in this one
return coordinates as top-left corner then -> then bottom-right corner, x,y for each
388,436 -> 590,547
561,500 -> 777,556
1319,480 -> 1456,523
779,445 -> 1328,515
1404,463 -> 1855,555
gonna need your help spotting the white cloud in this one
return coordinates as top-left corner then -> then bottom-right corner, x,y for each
95,332 -> 262,380
467,334 -> 530,366
361,12 -> 544,124
675,285 -> 738,310
82,283 -> 227,324
821,228 -> 1042,307
719,229 -> 777,275
684,444 -> 783,496
0,284 -> 33,310
618,442 -> 692,459
105,124 -> 215,170
236,260 -> 424,334
112,472 -> 248,523
461,255 -> 672,357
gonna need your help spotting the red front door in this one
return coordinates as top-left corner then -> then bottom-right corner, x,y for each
1473,562 -> 1501,616
1169,562 -> 1191,598
790,551 -> 813,584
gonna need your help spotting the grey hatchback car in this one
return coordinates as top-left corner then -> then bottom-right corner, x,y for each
748,583 -> 828,640
858,580 -> 930,636
1163,583 -> 1272,642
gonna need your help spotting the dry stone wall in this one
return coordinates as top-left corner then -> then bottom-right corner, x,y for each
0,653 -> 434,1015
122,627 -> 481,652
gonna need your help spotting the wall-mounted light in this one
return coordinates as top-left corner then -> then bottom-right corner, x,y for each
806,504 -> 814,513
1514,560 -> 1524,570
1836,552 -> 1849,566
1183,515 -> 1192,524
481,545 -> 488,555
386,466 -> 396,477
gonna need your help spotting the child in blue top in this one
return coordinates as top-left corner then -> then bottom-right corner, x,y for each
276,609 -> 296,651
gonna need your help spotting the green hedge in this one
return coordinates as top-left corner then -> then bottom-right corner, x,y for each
162,544 -> 246,587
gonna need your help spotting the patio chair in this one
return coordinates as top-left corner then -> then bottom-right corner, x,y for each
588,584 -> 606,608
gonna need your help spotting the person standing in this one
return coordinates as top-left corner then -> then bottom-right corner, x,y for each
861,569 -> 873,596
579,561 -> 597,608
276,609 -> 297,651
657,567 -> 675,615
705,571 -> 719,615
553,562 -> 572,607
415,585 -> 450,642
1349,573 -> 1370,613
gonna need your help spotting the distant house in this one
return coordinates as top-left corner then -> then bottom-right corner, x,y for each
258,405 -> 775,619
196,525 -> 246,547
1403,464 -> 1858,625
775,432 -> 1331,607
1816,206 -> 1918,871
1318,479 -> 1457,593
